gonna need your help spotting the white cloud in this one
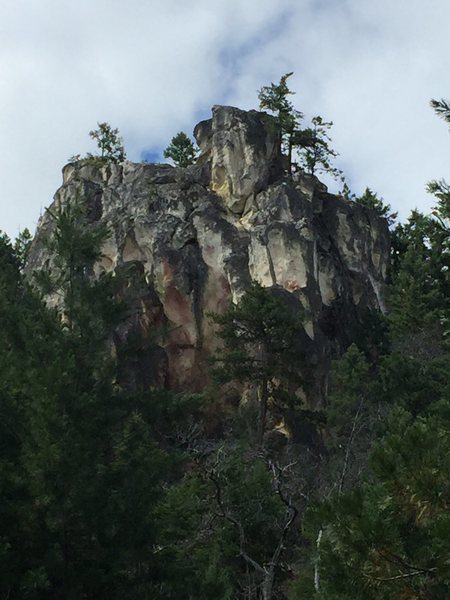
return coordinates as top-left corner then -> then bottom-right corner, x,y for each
1,0 -> 449,236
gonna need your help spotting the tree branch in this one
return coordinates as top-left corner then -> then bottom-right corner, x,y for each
363,568 -> 436,582
338,395 -> 364,494
208,468 -> 266,576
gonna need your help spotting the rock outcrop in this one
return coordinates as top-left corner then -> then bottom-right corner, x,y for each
26,106 -> 390,403
194,105 -> 283,213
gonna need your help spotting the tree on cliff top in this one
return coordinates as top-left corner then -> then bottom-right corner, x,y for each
70,122 -> 126,164
89,122 -> 126,163
294,115 -> 343,181
258,73 -> 341,179
164,131 -> 198,167
258,72 -> 303,172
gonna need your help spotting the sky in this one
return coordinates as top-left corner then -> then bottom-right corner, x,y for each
1,0 -> 450,237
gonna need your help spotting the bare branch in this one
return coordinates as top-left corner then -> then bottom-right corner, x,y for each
208,468 -> 266,576
362,568 -> 436,582
338,395 -> 364,494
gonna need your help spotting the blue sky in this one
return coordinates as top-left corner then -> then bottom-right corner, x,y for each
1,0 -> 450,236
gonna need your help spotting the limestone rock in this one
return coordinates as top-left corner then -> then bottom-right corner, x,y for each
26,106 -> 390,402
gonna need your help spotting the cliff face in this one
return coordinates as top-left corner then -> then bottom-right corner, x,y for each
27,105 -> 390,401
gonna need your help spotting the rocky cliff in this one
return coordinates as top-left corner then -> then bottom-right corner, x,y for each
26,105 -> 390,403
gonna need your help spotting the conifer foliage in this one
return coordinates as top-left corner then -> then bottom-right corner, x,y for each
164,131 -> 198,167
257,73 -> 341,179
289,98 -> 450,599
89,122 -> 126,163
211,283 -> 305,444
0,201 -> 189,598
70,122 -> 126,164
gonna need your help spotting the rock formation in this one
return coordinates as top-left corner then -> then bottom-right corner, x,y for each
26,105 -> 390,403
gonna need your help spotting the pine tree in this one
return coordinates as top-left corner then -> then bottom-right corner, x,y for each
0,231 -> 65,597
211,283 -> 305,444
89,122 -> 126,163
258,74 -> 341,179
308,399 -> 450,599
164,131 -> 198,167
294,116 -> 343,181
70,122 -> 126,164
355,187 -> 397,227
389,210 -> 449,340
15,199 -> 184,597
258,72 -> 303,172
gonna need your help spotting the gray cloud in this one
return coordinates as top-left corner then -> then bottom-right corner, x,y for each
1,0 -> 449,236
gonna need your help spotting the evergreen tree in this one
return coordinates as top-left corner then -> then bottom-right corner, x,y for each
70,122 -> 126,164
157,442 -> 301,600
389,210 -> 449,340
258,72 -> 303,172
0,232 -> 59,598
294,116 -> 343,181
164,131 -> 198,167
307,400 -> 450,599
355,187 -> 397,227
211,283 -> 305,444
0,199 -> 189,598
258,74 -> 341,179
324,345 -> 383,495
89,122 -> 126,163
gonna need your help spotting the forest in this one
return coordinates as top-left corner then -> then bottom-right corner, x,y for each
0,93 -> 449,600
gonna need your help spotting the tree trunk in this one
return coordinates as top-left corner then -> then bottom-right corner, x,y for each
257,378 -> 268,445
314,529 -> 323,593
287,134 -> 293,175
261,567 -> 275,600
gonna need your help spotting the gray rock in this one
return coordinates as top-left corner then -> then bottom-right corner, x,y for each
27,105 -> 390,402
194,105 -> 283,214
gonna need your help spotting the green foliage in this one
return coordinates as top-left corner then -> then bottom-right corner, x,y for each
163,131 -> 198,167
389,210 -> 449,338
426,178 -> 450,223
211,283 -> 304,382
430,98 -> 450,125
355,187 -> 397,227
341,185 -> 397,227
0,233 -> 57,599
296,341 -> 450,598
258,72 -> 303,172
34,200 -> 118,345
324,345 -> 383,495
0,202 -> 195,598
258,72 -> 303,153
156,444 -> 296,599
295,116 -> 343,181
310,404 -> 450,599
258,73 -> 341,178
211,283 -> 305,443
14,228 -> 33,268
89,122 -> 126,162
427,98 -> 450,228
70,122 -> 126,164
